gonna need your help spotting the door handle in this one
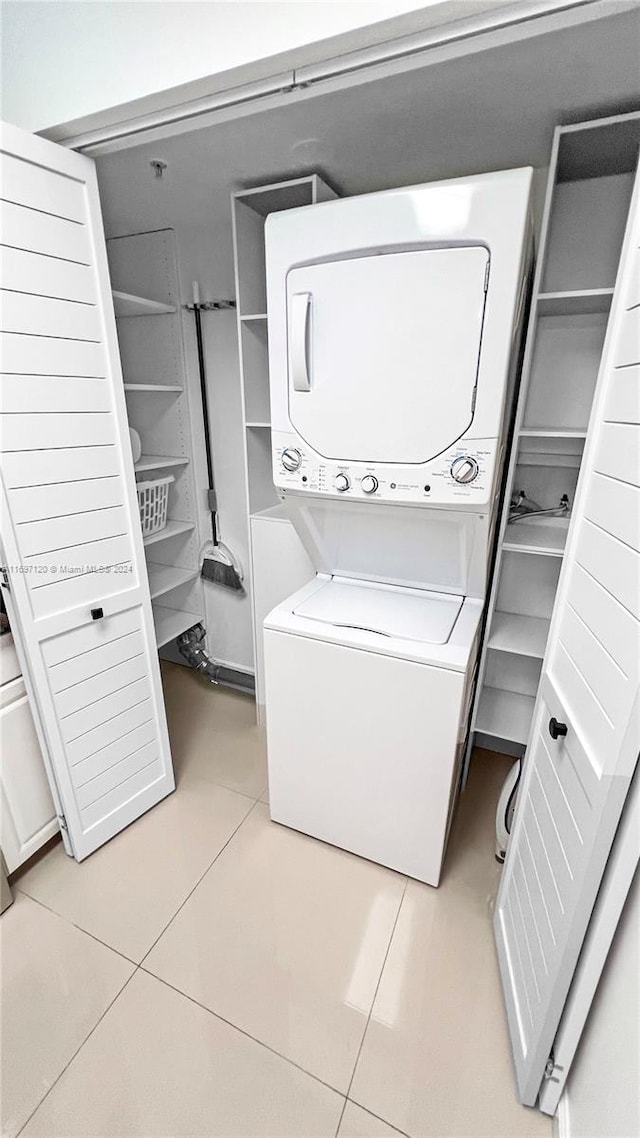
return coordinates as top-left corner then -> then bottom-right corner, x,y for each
290,292 -> 311,392
91,607 -> 104,621
549,717 -> 568,740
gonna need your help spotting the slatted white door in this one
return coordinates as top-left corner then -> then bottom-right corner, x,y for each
494,163 -> 640,1106
0,120 -> 174,860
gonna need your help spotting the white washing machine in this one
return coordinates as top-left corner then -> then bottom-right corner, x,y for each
265,576 -> 482,885
263,168 -> 533,886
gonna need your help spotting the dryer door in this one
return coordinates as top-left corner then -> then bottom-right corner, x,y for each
286,245 -> 488,464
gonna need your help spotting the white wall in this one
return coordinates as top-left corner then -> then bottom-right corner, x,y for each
562,872 -> 640,1138
0,0 -> 435,133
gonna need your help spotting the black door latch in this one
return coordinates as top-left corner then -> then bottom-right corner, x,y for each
549,716 -> 568,740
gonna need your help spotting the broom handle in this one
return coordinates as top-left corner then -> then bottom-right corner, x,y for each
192,299 -> 218,547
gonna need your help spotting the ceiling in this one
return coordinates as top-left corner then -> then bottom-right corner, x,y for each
97,5 -> 640,236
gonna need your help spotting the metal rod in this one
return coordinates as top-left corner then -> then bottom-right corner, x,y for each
191,303 -> 218,548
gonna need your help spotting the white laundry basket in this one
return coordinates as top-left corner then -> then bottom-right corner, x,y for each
136,474 -> 174,537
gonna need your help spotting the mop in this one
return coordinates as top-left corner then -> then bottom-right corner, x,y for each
189,282 -> 244,591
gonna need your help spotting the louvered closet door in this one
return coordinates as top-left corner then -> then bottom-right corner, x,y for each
495,164 -> 640,1107
0,120 -> 174,861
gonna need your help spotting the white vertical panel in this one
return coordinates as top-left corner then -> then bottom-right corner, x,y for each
495,162 -> 640,1107
0,118 -> 174,861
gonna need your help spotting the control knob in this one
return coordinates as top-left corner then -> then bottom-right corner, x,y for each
281,448 -> 302,472
450,456 -> 479,484
335,473 -> 350,492
361,475 -> 379,494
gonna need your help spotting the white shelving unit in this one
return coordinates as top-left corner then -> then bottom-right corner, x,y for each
134,455 -> 190,474
111,290 -> 176,317
232,175 -> 337,516
107,229 -> 204,654
143,519 -> 195,547
123,383 -> 183,393
147,564 -> 200,601
470,110 -> 640,756
536,288 -> 614,316
231,175 -> 337,717
153,604 -> 203,649
487,613 -> 550,658
476,689 -> 536,747
502,518 -> 569,557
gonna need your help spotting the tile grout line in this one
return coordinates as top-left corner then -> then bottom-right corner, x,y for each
12,887 -> 139,967
18,862 -> 405,1138
175,769 -> 267,803
138,966 -> 349,1105
137,796 -> 260,968
16,968 -> 139,1136
344,1098 -> 413,1138
14,789 -> 259,972
335,877 -> 410,1138
13,779 -> 263,1134
13,770 -> 407,1133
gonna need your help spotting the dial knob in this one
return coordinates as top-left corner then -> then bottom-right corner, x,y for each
335,473 -> 350,492
450,456 -> 479,484
281,447 -> 302,472
361,475 -> 378,494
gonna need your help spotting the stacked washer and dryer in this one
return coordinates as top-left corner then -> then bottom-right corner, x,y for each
262,169 -> 533,887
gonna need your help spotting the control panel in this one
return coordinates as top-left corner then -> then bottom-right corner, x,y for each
272,431 -> 498,506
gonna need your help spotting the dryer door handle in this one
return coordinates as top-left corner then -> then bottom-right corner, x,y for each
290,292 -> 311,392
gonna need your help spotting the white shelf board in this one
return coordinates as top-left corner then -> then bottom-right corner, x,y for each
153,604 -> 202,649
503,518 -> 569,557
124,383 -> 183,393
536,288 -> 614,316
134,454 -> 190,473
240,313 -> 268,322
519,428 -> 588,439
488,612 -> 550,658
146,563 -> 199,600
112,290 -> 176,317
516,452 -> 582,469
143,519 -> 194,547
517,431 -> 586,469
476,687 -> 535,745
246,421 -> 271,429
250,504 -> 289,523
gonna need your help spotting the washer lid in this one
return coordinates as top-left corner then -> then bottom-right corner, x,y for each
292,576 -> 464,644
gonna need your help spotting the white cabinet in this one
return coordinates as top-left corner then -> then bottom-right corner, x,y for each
0,637 -> 58,873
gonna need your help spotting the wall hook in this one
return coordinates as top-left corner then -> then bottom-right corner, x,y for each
149,159 -> 167,179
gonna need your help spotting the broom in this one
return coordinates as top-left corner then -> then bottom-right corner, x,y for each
191,282 -> 243,591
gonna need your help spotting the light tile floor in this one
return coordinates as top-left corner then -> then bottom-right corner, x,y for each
2,662 -> 552,1138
